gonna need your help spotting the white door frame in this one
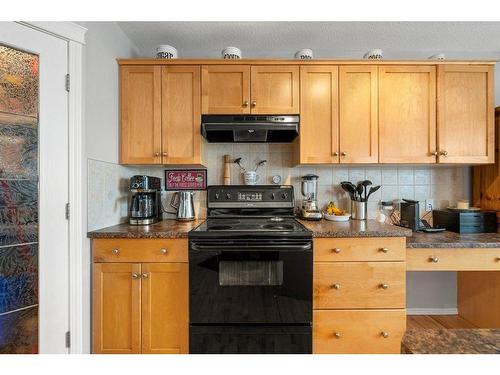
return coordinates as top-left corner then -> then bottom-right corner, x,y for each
19,21 -> 87,354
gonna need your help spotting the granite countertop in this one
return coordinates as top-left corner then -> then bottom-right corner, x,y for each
402,329 -> 500,354
407,231 -> 500,248
87,220 -> 204,239
299,219 -> 412,238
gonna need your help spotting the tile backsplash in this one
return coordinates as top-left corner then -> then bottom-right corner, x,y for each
88,143 -> 469,230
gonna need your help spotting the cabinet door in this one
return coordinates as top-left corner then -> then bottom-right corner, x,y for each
162,66 -> 202,164
299,66 -> 339,164
142,263 -> 188,354
120,66 -> 162,164
201,65 -> 250,114
339,66 -> 378,163
379,66 -> 437,163
251,66 -> 299,114
92,263 -> 141,354
437,65 -> 494,164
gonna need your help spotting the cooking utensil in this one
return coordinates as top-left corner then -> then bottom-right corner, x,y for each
340,181 -> 357,201
254,160 -> 267,172
356,183 -> 364,201
233,157 -> 246,172
365,185 -> 381,201
361,180 -> 372,201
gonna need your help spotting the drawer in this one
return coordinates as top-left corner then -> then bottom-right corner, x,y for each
314,262 -> 405,309
314,237 -> 405,262
406,248 -> 500,271
313,309 -> 406,354
92,239 -> 188,263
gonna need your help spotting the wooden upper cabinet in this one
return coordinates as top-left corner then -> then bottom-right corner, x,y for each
437,65 -> 494,164
339,66 -> 378,163
120,66 -> 162,164
250,66 -> 299,114
299,66 -> 339,164
141,263 -> 188,354
201,65 -> 250,114
379,66 -> 437,163
162,66 -> 201,164
92,263 -> 142,354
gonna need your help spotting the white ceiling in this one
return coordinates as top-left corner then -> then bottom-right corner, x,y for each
117,22 -> 500,59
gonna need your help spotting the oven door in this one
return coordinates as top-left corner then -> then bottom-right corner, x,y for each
189,238 -> 312,325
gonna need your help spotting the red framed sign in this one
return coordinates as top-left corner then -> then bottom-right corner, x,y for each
164,169 -> 207,191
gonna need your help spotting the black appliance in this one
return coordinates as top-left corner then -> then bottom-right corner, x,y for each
399,199 -> 421,231
201,115 -> 299,143
129,175 -> 163,225
188,185 -> 313,354
433,209 -> 497,233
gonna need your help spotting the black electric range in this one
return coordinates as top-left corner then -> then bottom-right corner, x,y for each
188,185 -> 313,354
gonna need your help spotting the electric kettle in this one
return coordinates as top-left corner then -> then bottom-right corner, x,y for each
170,191 -> 196,221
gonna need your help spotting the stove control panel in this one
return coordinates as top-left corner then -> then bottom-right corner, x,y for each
207,185 -> 294,208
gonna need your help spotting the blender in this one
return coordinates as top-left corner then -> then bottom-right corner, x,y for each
299,174 -> 323,220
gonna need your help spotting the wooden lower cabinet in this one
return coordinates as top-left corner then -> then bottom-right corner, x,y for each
313,310 -> 406,354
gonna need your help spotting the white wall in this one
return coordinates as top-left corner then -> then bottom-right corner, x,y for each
77,21 -> 139,353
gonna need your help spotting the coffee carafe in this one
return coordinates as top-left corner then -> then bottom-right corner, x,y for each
170,191 -> 196,221
299,174 -> 323,220
129,175 -> 163,225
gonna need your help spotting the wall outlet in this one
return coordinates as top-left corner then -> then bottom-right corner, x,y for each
425,199 -> 434,212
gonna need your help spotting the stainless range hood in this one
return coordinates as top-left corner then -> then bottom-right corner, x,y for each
201,115 -> 299,143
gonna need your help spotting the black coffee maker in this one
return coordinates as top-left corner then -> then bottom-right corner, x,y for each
129,175 -> 163,225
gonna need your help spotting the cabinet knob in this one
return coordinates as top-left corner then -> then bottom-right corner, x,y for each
430,151 -> 438,156
340,152 -> 347,157
162,152 -> 167,157
380,283 -> 389,290
251,100 -> 257,107
331,248 -> 341,254
334,332 -> 341,339
495,257 -> 500,262
131,273 -> 140,279
429,256 -> 439,263
154,152 -> 160,157
160,248 -> 168,254
379,247 -> 389,253
381,331 -> 389,338
243,100 -> 249,107
332,283 -> 341,290
112,248 -> 120,255
333,152 -> 339,157
141,273 -> 149,279
440,150 -> 448,157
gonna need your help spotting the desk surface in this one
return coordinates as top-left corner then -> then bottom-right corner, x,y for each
407,231 -> 500,248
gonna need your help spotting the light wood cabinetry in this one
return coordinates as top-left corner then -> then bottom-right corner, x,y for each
339,66 -> 378,163
201,65 -> 250,114
379,66 -> 437,163
299,66 -> 339,163
92,239 -> 188,354
437,65 -> 494,164
250,66 -> 299,114
162,66 -> 201,164
406,248 -> 500,271
312,237 -> 406,354
120,65 -> 202,165
120,66 -> 162,164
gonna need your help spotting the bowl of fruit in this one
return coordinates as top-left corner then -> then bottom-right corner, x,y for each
324,202 -> 351,222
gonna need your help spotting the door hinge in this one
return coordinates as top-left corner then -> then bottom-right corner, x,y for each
65,203 -> 70,220
65,73 -> 70,92
65,331 -> 71,348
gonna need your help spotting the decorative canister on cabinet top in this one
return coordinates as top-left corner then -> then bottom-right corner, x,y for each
222,46 -> 242,59
156,45 -> 178,59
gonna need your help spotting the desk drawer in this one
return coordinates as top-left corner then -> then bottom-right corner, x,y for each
406,248 -> 500,271
314,237 -> 405,262
92,239 -> 188,263
313,309 -> 406,354
313,262 -> 405,309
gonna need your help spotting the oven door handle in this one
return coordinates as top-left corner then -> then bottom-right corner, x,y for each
190,242 -> 312,252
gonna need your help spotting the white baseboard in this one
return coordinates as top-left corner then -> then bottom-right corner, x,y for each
407,308 -> 458,315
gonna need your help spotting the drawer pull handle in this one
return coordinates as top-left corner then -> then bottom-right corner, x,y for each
380,283 -> 389,290
379,247 -> 389,253
332,283 -> 341,290
331,248 -> 341,254
131,273 -> 140,279
141,273 -> 149,279
429,256 -> 439,263
381,331 -> 389,338
495,257 -> 500,262
112,248 -> 120,255
334,332 -> 341,339
160,248 -> 168,254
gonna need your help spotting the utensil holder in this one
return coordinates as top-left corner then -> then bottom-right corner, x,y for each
351,201 -> 367,220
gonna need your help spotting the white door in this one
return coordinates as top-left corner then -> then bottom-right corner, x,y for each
0,22 -> 69,353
